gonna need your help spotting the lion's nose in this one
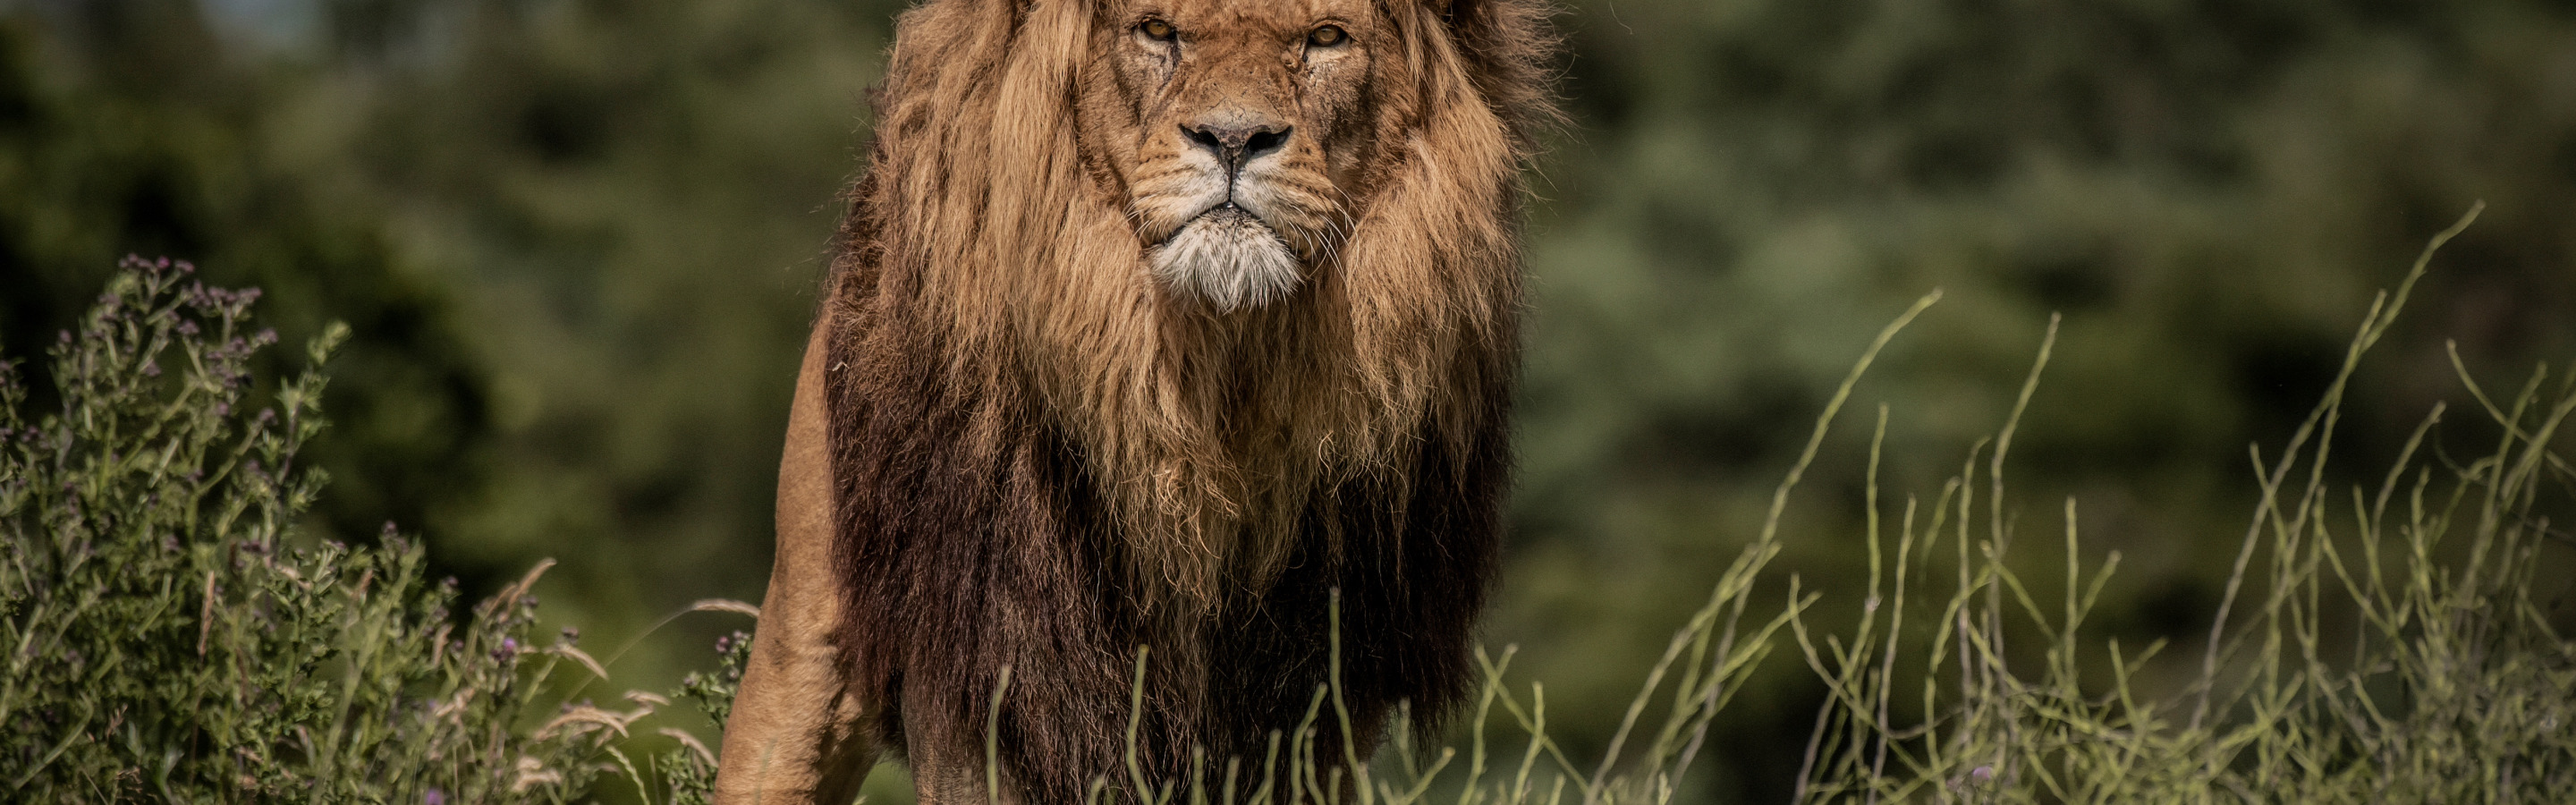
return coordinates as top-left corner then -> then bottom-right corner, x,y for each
1182,118 -> 1292,174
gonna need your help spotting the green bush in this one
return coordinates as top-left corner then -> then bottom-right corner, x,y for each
0,257 -> 705,801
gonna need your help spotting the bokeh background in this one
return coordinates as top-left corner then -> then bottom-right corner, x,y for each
4,0 -> 2573,801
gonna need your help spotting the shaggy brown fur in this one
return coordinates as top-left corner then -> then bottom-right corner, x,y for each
715,1 -> 1555,802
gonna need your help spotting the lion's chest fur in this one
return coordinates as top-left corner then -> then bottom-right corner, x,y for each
818,265 -> 1505,802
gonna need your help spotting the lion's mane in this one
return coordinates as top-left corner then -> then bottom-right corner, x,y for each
818,0 -> 1556,799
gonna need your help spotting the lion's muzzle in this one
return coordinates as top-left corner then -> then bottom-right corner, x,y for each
1149,204 -> 1301,312
1144,110 -> 1310,312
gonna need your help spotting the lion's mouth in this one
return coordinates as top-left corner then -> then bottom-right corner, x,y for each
1140,201 -> 1271,248
1191,201 -> 1268,233
1149,202 -> 1302,311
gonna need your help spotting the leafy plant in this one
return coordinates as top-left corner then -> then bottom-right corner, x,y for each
657,630 -> 751,805
0,257 -> 630,801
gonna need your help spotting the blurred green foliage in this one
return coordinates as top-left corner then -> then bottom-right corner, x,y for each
4,0 -> 894,690
3,0 -> 2572,801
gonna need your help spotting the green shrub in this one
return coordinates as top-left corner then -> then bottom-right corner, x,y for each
0,257 -> 642,801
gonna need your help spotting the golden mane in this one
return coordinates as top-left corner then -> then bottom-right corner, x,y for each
828,0 -> 1558,607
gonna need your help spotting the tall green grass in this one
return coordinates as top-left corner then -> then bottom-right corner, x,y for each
6,206 -> 2570,803
1780,203 -> 2576,802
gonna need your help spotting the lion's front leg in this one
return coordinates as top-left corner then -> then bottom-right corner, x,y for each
715,320 -> 879,804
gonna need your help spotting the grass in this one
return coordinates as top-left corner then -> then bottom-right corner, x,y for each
1776,203 -> 2576,802
5,206 -> 2571,802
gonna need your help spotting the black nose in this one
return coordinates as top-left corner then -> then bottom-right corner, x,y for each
1182,120 -> 1292,174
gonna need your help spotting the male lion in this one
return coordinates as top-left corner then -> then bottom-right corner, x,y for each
715,0 -> 1555,802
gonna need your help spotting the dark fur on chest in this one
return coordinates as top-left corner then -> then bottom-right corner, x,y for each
820,267 -> 1510,804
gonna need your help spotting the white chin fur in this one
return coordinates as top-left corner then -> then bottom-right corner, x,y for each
1149,210 -> 1301,312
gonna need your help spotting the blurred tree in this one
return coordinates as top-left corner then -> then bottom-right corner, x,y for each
0,4 -> 495,587
293,0 -> 907,685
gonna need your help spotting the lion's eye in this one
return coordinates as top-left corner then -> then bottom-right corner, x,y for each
1306,25 -> 1348,47
1140,19 -> 1176,41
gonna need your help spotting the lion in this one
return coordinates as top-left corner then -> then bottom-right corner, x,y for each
713,0 -> 1556,802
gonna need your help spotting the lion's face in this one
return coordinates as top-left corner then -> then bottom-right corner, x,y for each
1084,0 -> 1385,312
